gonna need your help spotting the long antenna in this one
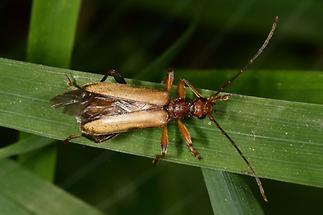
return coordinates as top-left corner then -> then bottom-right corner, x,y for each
208,114 -> 268,202
210,16 -> 279,102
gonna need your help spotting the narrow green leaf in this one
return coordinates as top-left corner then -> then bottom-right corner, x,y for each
27,0 -> 81,67
202,169 -> 264,214
0,194 -> 31,215
0,136 -> 51,159
0,58 -> 323,191
0,159 -> 105,215
18,144 -> 57,182
24,0 -> 81,181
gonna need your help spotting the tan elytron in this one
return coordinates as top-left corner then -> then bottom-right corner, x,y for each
82,110 -> 168,134
85,82 -> 169,106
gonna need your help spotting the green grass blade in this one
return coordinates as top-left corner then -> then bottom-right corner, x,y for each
0,58 -> 323,191
23,0 -> 81,181
0,136 -> 51,159
0,194 -> 31,215
0,159 -> 105,215
27,0 -> 81,67
202,169 -> 264,214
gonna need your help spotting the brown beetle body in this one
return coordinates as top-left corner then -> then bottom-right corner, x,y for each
50,16 -> 278,202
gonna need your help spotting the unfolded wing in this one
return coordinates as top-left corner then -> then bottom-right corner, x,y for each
51,87 -> 164,125
80,94 -> 157,123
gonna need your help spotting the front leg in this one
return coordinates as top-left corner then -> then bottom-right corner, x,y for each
211,94 -> 230,101
177,119 -> 201,160
181,79 -> 203,98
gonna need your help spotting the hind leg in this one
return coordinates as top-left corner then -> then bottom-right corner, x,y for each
82,133 -> 118,143
100,69 -> 127,84
63,133 -> 118,144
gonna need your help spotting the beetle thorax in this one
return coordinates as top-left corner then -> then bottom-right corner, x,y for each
190,98 -> 210,119
166,98 -> 190,119
166,98 -> 211,119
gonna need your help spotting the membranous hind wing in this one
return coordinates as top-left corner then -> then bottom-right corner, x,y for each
50,89 -> 84,116
80,93 -> 156,123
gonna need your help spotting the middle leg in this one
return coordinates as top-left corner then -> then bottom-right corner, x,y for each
100,69 -> 127,84
152,126 -> 168,164
163,68 -> 174,92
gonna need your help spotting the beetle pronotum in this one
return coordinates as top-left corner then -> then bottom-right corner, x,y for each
51,16 -> 278,201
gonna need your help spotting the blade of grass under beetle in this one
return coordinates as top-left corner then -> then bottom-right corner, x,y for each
0,159 -> 104,215
23,0 -> 81,181
0,58 -> 323,190
202,169 -> 264,214
27,0 -> 81,67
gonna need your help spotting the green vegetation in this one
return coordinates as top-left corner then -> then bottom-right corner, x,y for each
0,0 -> 323,214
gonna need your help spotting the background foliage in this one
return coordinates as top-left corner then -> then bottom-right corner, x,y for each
0,0 -> 323,214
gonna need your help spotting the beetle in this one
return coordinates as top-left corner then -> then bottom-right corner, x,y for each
51,16 -> 278,201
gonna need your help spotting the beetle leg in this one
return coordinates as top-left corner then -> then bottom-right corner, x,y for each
211,94 -> 230,101
152,126 -> 168,164
82,133 -> 118,143
177,119 -> 201,159
65,75 -> 82,89
181,79 -> 203,98
63,134 -> 82,144
100,69 -> 127,84
164,68 -> 174,92
177,79 -> 186,99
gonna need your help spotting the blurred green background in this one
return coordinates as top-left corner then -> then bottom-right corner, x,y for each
1,0 -> 323,214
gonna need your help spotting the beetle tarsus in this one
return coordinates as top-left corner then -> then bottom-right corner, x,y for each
190,147 -> 202,160
152,153 -> 165,165
101,69 -> 127,84
210,94 -> 230,102
63,134 -> 81,144
82,133 -> 118,143
65,75 -> 82,89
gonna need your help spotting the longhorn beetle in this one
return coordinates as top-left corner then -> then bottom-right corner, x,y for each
51,16 -> 278,201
